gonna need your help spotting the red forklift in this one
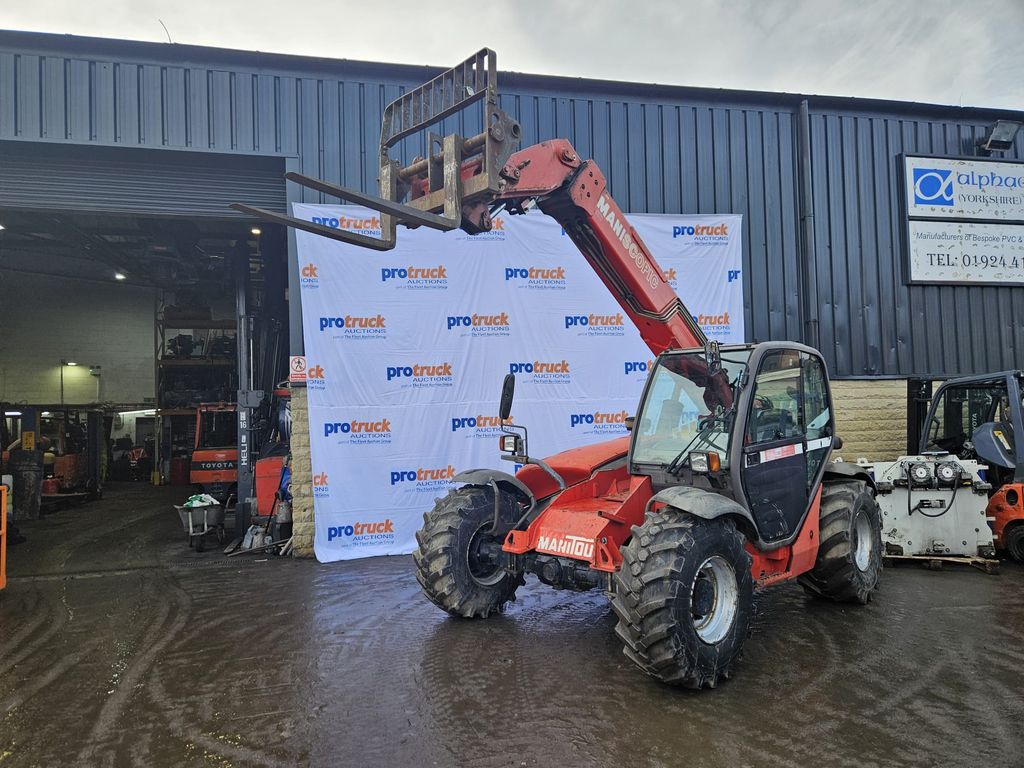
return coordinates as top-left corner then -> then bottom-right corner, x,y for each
190,403 -> 238,503
235,50 -> 882,688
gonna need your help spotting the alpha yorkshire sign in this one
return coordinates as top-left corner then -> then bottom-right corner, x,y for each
904,154 -> 1024,285
905,156 -> 1024,222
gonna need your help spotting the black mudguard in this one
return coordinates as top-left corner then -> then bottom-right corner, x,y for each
453,468 -> 535,505
648,486 -> 757,535
823,461 -> 877,492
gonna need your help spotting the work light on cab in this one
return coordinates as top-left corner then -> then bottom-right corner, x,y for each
689,451 -> 721,474
499,434 -> 521,454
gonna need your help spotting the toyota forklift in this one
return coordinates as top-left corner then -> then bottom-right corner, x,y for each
235,49 -> 882,688
190,403 -> 238,503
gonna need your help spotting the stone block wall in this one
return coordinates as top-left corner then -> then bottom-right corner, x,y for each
289,387 -> 315,557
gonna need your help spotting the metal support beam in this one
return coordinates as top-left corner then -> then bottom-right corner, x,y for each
285,159 -> 304,358
797,100 -> 820,351
906,378 -> 933,454
234,241 -> 257,536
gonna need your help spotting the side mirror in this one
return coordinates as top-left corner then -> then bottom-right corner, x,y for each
624,416 -> 635,432
499,374 -> 515,420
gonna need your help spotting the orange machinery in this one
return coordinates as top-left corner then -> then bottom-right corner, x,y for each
1,485 -> 7,591
920,371 -> 1024,560
190,403 -> 238,503
234,49 -> 882,689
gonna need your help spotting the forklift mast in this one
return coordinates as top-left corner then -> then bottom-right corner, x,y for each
233,49 -> 705,357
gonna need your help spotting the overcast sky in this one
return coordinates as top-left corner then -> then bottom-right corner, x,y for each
4,0 -> 1023,110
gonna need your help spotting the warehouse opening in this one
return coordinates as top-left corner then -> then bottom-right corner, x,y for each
0,140 -> 290,555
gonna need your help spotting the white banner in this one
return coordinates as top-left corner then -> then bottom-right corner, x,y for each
294,205 -> 744,562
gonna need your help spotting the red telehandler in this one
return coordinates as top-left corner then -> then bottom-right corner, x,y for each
235,50 -> 882,687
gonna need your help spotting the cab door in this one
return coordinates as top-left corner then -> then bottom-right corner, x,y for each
740,349 -> 833,543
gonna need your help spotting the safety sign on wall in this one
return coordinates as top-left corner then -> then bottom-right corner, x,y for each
288,355 -> 307,384
294,204 -> 744,562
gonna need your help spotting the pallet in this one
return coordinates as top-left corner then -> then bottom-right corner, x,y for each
883,553 -> 1000,575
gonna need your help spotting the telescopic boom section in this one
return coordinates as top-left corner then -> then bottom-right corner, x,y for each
489,139 -> 706,355
232,49 -> 706,355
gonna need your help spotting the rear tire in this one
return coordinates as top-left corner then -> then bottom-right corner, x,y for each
798,479 -> 882,604
1003,524 -> 1024,562
413,486 -> 524,618
611,512 -> 753,689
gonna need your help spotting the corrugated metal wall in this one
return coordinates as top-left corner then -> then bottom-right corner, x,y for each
807,110 -> 1024,378
0,32 -> 1022,378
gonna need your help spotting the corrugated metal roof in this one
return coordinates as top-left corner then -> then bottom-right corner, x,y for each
0,141 -> 286,216
1,30 -> 1022,377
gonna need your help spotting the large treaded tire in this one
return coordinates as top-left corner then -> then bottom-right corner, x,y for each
413,486 -> 524,618
611,512 -> 754,689
1003,523 -> 1024,562
798,479 -> 882,604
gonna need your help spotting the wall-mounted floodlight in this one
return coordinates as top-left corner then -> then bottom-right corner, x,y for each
979,120 -> 1022,153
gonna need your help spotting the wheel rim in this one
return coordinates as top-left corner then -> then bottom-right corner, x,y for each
853,508 -> 873,571
466,522 -> 505,587
691,555 -> 738,644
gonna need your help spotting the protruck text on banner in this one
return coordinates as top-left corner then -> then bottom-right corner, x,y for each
294,204 -> 744,563
505,265 -> 568,290
381,264 -> 449,289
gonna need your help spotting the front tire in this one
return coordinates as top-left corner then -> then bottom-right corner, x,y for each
1003,524 -> 1024,562
414,486 -> 524,618
611,512 -> 754,689
798,479 -> 882,604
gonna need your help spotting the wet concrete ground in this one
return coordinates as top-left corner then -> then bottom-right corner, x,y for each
2,483 -> 1024,767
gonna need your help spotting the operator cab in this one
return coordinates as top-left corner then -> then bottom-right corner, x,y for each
922,372 -> 1024,485
629,342 -> 837,544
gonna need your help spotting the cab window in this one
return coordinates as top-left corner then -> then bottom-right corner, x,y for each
631,350 -> 751,469
745,350 -> 803,444
926,384 -> 1006,455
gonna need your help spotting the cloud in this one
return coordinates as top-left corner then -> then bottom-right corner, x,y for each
4,0 -> 1022,109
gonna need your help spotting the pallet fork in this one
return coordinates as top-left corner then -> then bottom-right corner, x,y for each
232,49 -> 521,250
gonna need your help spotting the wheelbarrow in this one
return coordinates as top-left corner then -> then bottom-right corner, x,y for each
175,502 -> 226,552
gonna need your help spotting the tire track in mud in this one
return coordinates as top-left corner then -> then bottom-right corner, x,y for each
75,570 -> 193,765
141,564 -> 315,766
788,580 -> 1024,768
945,626 -> 1024,763
0,596 -> 68,679
8,484 -> 1024,768
146,669 -> 289,768
304,559 -> 457,767
666,592 -> 906,768
0,639 -> 103,715
0,588 -> 52,669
